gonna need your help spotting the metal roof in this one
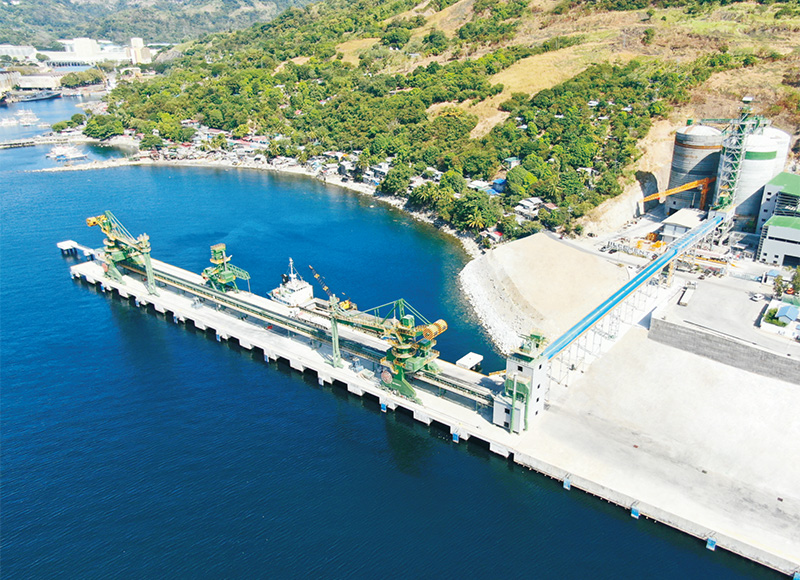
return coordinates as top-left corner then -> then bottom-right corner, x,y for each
765,215 -> 800,232
767,172 -> 800,197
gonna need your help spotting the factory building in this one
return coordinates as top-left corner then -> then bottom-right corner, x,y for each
756,172 -> 800,267
665,113 -> 790,218
757,172 -> 800,231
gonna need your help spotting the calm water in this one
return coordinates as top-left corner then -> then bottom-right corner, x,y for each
0,102 -> 778,578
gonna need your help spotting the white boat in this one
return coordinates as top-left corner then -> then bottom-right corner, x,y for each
47,145 -> 87,161
269,258 -> 315,308
16,109 -> 39,126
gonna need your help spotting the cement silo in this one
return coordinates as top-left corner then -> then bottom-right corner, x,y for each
665,123 -> 723,213
766,126 -> 791,176
730,128 -> 790,216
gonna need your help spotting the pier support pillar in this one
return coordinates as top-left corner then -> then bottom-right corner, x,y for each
290,359 -> 305,372
346,383 -> 363,396
413,410 -> 431,425
489,442 -> 510,458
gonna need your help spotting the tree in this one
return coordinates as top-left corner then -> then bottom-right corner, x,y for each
51,121 -> 68,133
440,170 -> 466,194
774,275 -> 785,298
379,165 -> 412,196
792,267 -> 800,294
140,134 -> 164,150
83,114 -> 124,140
71,113 -> 86,126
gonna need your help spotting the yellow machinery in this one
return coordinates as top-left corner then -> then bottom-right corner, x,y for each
639,177 -> 716,212
87,211 -> 158,295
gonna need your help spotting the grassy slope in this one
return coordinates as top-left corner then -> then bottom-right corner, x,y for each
334,1 -> 800,140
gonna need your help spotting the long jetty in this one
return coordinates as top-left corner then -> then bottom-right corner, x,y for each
0,134 -> 100,150
60,239 -> 800,577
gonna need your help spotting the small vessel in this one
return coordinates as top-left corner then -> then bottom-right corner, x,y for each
47,145 -> 87,161
16,90 -> 62,102
269,258 -> 315,308
16,109 -> 39,126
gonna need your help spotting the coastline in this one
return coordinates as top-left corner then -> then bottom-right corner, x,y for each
32,155 -> 484,261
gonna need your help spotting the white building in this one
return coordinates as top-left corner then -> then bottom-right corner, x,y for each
756,172 -> 800,267
127,38 -> 152,65
41,37 -> 132,65
757,172 -> 800,232
0,44 -> 37,62
660,208 -> 706,245
757,216 -> 800,267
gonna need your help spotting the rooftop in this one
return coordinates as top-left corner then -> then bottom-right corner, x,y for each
663,208 -> 706,230
765,215 -> 800,231
767,172 -> 800,197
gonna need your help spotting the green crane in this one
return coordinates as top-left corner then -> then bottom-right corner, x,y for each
201,243 -> 251,293
308,265 -> 355,369
86,211 -> 158,295
352,299 -> 447,402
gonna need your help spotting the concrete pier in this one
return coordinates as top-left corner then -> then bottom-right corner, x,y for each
63,247 -> 800,577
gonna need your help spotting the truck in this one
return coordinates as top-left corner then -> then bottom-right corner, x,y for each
678,282 -> 696,307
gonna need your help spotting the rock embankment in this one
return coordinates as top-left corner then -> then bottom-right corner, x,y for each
459,233 -> 630,353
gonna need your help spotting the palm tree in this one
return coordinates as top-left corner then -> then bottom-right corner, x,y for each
467,210 -> 485,231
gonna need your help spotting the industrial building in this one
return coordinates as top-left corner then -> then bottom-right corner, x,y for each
756,172 -> 800,267
663,104 -> 791,219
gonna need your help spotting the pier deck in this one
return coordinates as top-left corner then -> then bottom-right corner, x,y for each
64,247 -> 800,577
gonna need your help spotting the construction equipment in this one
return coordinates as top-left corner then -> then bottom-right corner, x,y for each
308,265 -> 360,369
201,243 -> 251,293
373,299 -> 447,402
86,210 -> 158,295
308,266 -> 356,310
639,177 -> 716,212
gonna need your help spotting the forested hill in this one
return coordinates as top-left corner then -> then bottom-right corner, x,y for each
0,0 -> 311,48
100,0 -> 800,236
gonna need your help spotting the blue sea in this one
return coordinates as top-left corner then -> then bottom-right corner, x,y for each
0,99 -> 779,578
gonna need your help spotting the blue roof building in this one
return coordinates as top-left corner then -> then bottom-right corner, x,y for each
777,304 -> 799,325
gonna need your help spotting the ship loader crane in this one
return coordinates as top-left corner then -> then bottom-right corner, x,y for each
308,265 -> 357,369
86,210 -> 158,295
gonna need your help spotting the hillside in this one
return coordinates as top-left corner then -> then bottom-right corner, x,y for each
0,0 -> 311,47
89,0 -> 800,237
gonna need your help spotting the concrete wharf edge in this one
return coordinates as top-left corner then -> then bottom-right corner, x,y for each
62,245 -> 799,577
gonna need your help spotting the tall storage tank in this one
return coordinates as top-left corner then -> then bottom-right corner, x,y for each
730,129 -> 789,216
665,124 -> 723,213
766,126 -> 791,175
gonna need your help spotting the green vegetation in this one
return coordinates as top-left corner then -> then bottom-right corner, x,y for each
60,69 -> 105,88
0,0 -> 313,47
83,115 -> 124,140
764,308 -> 788,327
80,0 -> 785,238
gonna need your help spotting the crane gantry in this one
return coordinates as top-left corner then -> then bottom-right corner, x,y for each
86,210 -> 158,295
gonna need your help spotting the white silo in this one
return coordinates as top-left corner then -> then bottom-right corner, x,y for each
730,131 -> 787,216
765,126 -> 791,176
665,123 -> 723,213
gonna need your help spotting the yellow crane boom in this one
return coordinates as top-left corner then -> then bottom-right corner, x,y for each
640,177 -> 716,209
